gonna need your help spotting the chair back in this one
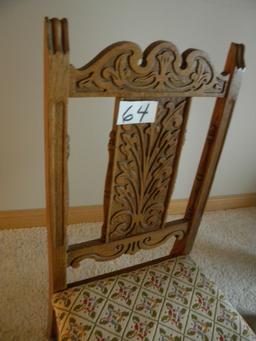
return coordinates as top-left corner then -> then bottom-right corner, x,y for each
44,18 -> 245,294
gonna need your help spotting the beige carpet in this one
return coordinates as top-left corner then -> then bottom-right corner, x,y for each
0,207 -> 255,340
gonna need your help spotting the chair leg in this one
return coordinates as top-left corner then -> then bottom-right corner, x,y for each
47,305 -> 57,340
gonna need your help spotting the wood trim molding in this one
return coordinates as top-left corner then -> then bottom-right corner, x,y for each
170,193 -> 256,214
0,193 -> 255,230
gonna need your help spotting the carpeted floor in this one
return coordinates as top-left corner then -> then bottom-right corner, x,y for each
0,207 -> 255,340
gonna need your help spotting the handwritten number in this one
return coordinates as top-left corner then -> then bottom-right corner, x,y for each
122,105 -> 133,122
137,103 -> 150,122
120,102 -> 155,124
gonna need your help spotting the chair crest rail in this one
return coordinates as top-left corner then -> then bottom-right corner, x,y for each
69,41 -> 228,98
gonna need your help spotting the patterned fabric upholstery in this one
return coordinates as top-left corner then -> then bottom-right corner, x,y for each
52,256 -> 255,340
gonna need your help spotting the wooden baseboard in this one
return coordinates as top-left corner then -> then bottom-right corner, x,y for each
169,193 -> 256,214
0,193 -> 255,230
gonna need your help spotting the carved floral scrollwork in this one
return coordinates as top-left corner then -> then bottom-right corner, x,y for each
70,41 -> 227,97
105,98 -> 187,241
68,224 -> 186,267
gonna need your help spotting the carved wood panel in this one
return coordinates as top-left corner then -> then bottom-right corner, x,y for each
103,97 -> 189,242
69,41 -> 227,98
68,219 -> 188,266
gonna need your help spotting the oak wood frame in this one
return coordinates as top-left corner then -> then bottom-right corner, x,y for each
44,17 -> 245,338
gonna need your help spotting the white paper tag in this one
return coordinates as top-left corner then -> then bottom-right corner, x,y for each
116,101 -> 158,125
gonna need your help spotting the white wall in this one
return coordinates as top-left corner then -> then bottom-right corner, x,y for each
0,0 -> 256,210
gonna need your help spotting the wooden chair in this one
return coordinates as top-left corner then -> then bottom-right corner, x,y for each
44,17 -> 255,340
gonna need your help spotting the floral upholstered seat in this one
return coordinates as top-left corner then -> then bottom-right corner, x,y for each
52,256 -> 255,341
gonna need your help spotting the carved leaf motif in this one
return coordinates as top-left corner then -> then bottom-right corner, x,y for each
105,98 -> 187,241
102,53 -> 132,88
70,42 -> 227,96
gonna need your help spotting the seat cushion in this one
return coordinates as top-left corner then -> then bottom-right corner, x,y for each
52,256 -> 255,340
